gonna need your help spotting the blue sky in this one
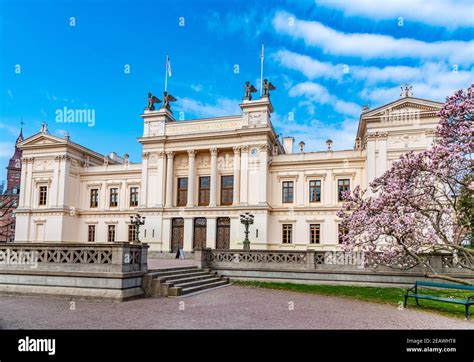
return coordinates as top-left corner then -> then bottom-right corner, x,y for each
1,0 -> 473,183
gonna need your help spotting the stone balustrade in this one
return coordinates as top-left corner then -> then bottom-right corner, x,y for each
196,248 -> 473,273
0,242 -> 148,273
195,249 -> 474,287
0,242 -> 149,301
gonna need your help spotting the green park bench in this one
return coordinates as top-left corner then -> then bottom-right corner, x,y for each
404,281 -> 474,320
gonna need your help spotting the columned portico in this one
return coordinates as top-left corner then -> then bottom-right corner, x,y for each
165,151 -> 174,207
187,150 -> 196,207
233,146 -> 240,205
209,148 -> 218,207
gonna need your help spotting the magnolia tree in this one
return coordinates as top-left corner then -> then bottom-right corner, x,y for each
337,84 -> 474,284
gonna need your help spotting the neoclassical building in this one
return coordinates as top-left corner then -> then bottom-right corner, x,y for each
14,88 -> 443,253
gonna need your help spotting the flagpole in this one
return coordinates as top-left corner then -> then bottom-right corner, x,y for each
260,44 -> 264,96
164,55 -> 168,92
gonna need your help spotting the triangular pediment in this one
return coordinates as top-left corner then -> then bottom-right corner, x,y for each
18,133 -> 67,148
363,97 -> 443,118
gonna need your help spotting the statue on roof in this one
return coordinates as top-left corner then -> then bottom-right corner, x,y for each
400,84 -> 413,98
243,81 -> 257,100
262,79 -> 276,98
162,91 -> 177,110
40,122 -> 49,134
147,93 -> 161,111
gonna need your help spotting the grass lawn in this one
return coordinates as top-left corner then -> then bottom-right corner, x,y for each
233,280 -> 474,320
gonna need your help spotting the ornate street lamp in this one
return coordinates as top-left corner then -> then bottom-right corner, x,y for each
240,212 -> 254,250
129,214 -> 146,244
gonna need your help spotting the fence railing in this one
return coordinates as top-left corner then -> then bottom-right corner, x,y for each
194,248 -> 473,273
0,242 -> 149,273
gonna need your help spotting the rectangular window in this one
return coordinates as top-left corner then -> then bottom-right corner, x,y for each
109,188 -> 118,207
108,225 -> 116,242
128,224 -> 137,242
310,224 -> 321,244
90,189 -> 99,208
309,180 -> 321,203
130,187 -> 139,207
282,224 -> 293,244
221,175 -> 233,206
39,186 -> 48,206
338,224 -> 347,244
177,178 -> 188,207
282,181 -> 294,204
88,225 -> 96,242
198,176 -> 210,206
338,179 -> 350,202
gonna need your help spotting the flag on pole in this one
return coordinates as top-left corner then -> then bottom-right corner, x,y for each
260,44 -> 264,96
166,55 -> 172,77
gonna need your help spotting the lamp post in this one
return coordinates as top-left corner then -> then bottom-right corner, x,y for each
129,214 -> 146,244
240,212 -> 254,250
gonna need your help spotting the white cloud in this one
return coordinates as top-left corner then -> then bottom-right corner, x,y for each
272,11 -> 474,64
272,113 -> 358,152
0,142 -> 13,158
7,89 -> 13,100
273,49 -> 342,80
190,84 -> 203,92
176,97 -> 241,119
317,0 -> 474,29
288,82 -> 361,117
360,65 -> 474,104
0,122 -> 19,136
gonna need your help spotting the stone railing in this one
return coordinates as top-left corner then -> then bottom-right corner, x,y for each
0,242 -> 149,273
195,249 -> 473,273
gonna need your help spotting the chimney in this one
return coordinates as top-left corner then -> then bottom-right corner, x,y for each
326,139 -> 333,151
282,137 -> 295,154
298,141 -> 305,153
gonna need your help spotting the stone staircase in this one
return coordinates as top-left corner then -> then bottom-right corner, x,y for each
144,266 -> 230,297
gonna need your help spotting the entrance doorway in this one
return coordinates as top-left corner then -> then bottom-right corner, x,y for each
193,218 -> 207,249
216,217 -> 230,249
171,218 -> 184,253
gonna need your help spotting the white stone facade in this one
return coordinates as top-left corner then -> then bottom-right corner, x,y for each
14,95 -> 443,252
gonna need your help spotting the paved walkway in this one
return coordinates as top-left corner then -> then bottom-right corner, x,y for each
0,285 -> 471,329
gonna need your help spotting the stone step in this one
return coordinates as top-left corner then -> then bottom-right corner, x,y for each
180,279 -> 229,296
158,271 -> 212,282
150,268 -> 201,278
173,276 -> 223,289
148,265 -> 198,273
162,273 -> 218,285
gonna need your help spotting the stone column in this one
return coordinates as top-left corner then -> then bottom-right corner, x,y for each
156,151 -> 166,207
258,145 -> 268,206
209,148 -> 218,207
240,146 -> 249,206
119,181 -> 126,210
233,147 -> 241,205
100,181 -> 107,210
366,135 -> 376,195
206,217 -> 217,249
376,133 -> 388,178
56,155 -> 69,208
165,151 -> 174,208
140,152 -> 149,207
18,158 -> 27,207
187,150 -> 196,207
183,217 -> 194,251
